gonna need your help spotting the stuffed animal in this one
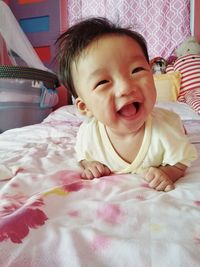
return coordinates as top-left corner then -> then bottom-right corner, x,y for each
175,36 -> 200,57
150,57 -> 167,74
166,36 -> 200,114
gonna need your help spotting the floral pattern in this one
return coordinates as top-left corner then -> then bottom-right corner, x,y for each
0,105 -> 200,266
0,196 -> 47,243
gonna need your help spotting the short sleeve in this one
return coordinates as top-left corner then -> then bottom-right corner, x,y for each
75,120 -> 90,162
153,109 -> 198,167
75,118 -> 101,163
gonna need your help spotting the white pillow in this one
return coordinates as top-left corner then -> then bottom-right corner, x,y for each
156,101 -> 200,120
43,105 -> 84,123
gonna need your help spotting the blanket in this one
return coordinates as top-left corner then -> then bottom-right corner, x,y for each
0,105 -> 200,267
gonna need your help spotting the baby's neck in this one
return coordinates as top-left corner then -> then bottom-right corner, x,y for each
106,124 -> 144,139
105,125 -> 145,163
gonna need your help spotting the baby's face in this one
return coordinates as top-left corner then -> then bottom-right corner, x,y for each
72,34 -> 156,135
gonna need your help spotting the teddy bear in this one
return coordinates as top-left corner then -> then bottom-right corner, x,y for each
166,36 -> 200,114
175,36 -> 200,57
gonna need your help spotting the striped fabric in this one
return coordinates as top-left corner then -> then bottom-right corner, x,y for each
184,89 -> 200,114
166,54 -> 200,114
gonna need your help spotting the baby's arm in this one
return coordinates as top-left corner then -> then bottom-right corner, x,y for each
145,163 -> 187,192
80,160 -> 111,179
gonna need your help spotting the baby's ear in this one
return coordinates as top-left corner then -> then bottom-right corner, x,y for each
75,97 -> 93,117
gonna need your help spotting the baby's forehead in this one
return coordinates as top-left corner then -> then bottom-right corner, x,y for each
76,33 -> 140,58
72,37 -> 147,76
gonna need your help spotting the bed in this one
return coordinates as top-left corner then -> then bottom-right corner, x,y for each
0,101 -> 200,267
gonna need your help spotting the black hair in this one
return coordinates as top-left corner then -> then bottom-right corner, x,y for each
56,17 -> 149,98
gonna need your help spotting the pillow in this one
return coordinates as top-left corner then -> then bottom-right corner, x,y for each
156,101 -> 200,120
166,54 -> 200,100
43,105 -> 84,123
153,72 -> 181,102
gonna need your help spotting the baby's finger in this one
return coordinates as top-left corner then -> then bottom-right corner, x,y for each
95,164 -> 110,177
149,177 -> 162,188
82,169 -> 96,179
103,166 -> 111,176
89,167 -> 103,178
145,172 -> 154,182
155,180 -> 172,191
164,184 -> 175,192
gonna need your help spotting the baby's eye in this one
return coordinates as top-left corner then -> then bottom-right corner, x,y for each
132,67 -> 144,74
95,80 -> 109,88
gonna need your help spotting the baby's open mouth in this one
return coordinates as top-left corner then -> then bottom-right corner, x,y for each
118,102 -> 140,117
133,102 -> 140,111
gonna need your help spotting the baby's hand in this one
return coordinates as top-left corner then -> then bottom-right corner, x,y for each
145,167 -> 175,192
81,160 -> 111,180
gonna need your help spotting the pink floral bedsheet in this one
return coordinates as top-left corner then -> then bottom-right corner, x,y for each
0,106 -> 200,267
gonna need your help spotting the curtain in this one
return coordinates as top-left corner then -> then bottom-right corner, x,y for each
67,0 -> 191,59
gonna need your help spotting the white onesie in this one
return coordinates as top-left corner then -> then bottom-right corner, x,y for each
75,107 -> 198,174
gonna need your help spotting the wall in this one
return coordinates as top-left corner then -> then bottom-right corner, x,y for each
7,0 -> 63,71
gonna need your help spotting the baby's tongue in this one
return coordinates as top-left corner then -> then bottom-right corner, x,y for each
118,103 -> 136,117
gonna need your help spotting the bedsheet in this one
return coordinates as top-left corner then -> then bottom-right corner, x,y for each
0,105 -> 200,267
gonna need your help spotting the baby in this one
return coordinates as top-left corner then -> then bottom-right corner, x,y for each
56,17 -> 197,192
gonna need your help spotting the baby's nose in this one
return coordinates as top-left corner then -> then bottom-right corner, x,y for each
115,79 -> 135,97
